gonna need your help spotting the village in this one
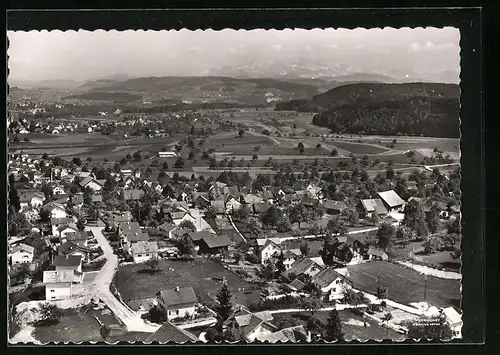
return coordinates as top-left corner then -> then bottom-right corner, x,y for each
8,127 -> 462,343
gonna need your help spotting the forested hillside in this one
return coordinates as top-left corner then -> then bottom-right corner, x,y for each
276,82 -> 460,138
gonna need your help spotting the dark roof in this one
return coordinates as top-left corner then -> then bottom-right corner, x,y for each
79,176 -> 94,187
158,222 -> 177,233
119,222 -> 149,242
18,190 -> 45,203
145,322 -> 199,343
253,202 -> 271,213
323,200 -> 348,211
65,231 -> 92,241
285,258 -> 322,276
186,230 -> 213,242
91,194 -> 103,202
51,217 -> 73,226
289,279 -> 306,291
367,247 -> 388,258
201,234 -> 232,249
58,241 -> 91,256
58,223 -> 78,232
313,268 -> 345,288
158,287 -> 198,307
53,255 -> 82,267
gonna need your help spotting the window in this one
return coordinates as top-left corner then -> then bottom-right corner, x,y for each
176,310 -> 179,315
332,288 -> 337,293
50,289 -> 55,292
168,311 -> 171,315
146,254 -> 150,257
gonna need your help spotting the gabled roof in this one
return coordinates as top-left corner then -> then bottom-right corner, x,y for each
313,268 -> 346,288
158,222 -> 177,233
201,234 -> 232,249
253,202 -> 271,213
53,255 -> 82,267
11,243 -> 34,255
256,237 -> 281,247
58,223 -> 78,232
145,322 -> 199,343
65,231 -> 92,241
377,190 -> 405,208
289,279 -> 306,292
286,257 -> 323,276
79,176 -> 94,187
358,199 -> 388,215
122,189 -> 145,201
367,247 -> 388,258
58,241 -> 91,256
158,287 -> 198,307
186,230 -> 213,242
43,270 -> 74,284
243,194 -> 263,204
322,200 -> 348,211
18,190 -> 45,203
131,241 -> 159,254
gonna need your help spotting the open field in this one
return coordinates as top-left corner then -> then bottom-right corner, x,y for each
346,261 -> 461,309
273,309 -> 405,341
328,141 -> 389,155
114,258 -> 261,307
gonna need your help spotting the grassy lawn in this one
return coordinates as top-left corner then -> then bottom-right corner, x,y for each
33,305 -> 124,343
414,251 -> 461,272
331,141 -> 389,155
273,309 -> 406,341
114,258 -> 262,307
281,239 -> 324,257
346,261 -> 461,309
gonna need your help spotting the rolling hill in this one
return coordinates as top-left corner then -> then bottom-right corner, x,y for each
276,82 -> 461,138
62,76 -> 323,105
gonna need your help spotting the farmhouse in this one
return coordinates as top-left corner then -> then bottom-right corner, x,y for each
191,193 -> 210,209
322,200 -> 348,215
131,241 -> 159,263
223,307 -> 277,342
79,176 -> 103,192
51,217 -> 75,236
225,197 -> 242,213
313,268 -> 351,301
122,189 -> 145,202
282,249 -> 302,269
156,286 -> 199,321
377,190 -> 406,212
256,238 -> 282,265
10,243 -> 35,265
356,199 -> 388,218
57,223 -> 79,240
210,199 -> 226,214
43,270 -> 74,301
145,321 -> 199,343
199,234 -> 232,254
119,221 -> 149,251
252,202 -> 271,215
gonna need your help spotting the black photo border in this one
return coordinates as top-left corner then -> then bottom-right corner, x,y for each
4,5 -> 487,355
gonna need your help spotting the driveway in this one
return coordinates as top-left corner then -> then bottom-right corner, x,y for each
88,226 -> 159,333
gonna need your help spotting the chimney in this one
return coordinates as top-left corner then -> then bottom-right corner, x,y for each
175,286 -> 180,292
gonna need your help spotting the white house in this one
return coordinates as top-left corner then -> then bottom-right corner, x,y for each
10,243 -> 35,265
46,203 -> 68,219
79,177 -> 103,192
156,286 -> 198,321
51,217 -> 75,237
257,238 -> 282,265
282,249 -> 302,269
52,186 -> 67,195
223,307 -> 277,342
57,223 -> 79,240
43,270 -> 74,300
313,268 -> 351,301
53,255 -> 83,274
225,197 -> 242,213
131,241 -> 159,264
442,307 -> 463,338
19,191 -> 46,211
377,190 -> 406,212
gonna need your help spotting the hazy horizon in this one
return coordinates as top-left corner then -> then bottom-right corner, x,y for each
7,28 -> 460,84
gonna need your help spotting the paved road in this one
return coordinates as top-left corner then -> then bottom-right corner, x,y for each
89,226 -> 159,333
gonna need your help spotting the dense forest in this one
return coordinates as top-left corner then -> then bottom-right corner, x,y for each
276,82 -> 461,138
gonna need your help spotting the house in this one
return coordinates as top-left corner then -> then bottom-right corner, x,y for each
79,176 -> 103,192
51,217 -> 74,236
159,222 -> 178,237
442,307 -> 463,338
122,189 -> 145,202
156,286 -> 198,321
322,200 -> 348,215
301,194 -> 319,208
225,197 -> 242,213
118,222 -> 149,250
10,243 -> 35,265
57,223 -> 79,240
199,234 -> 232,253
53,255 -> 83,273
62,230 -> 93,246
282,249 -> 302,269
242,194 -> 263,205
131,241 -> 159,263
259,190 -> 275,204
223,307 -> 277,342
366,247 -> 389,261
356,199 -> 388,218
52,186 -> 66,195
71,194 -> 84,208
145,322 -> 199,343
284,257 -> 324,278
18,190 -> 45,210
192,193 -> 210,209
121,169 -> 132,177
256,325 -> 310,343
288,279 -> 306,292
91,194 -> 103,203
43,270 -> 74,300
133,168 -> 141,179
43,202 -> 68,219
377,190 -> 406,212
252,202 -> 271,215
313,268 -> 350,301
257,238 -> 282,265
210,199 -> 226,214
58,241 -> 91,263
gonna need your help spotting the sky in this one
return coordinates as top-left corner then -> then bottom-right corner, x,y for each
7,27 -> 460,83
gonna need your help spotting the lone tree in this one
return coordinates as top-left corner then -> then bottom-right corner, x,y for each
178,235 -> 196,256
215,282 -> 233,324
324,309 -> 344,341
298,142 -> 305,154
299,242 -> 310,257
145,256 -> 160,273
377,222 -> 396,251
38,303 -> 63,325
238,129 -> 245,137
174,157 -> 185,169
300,296 -> 323,317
